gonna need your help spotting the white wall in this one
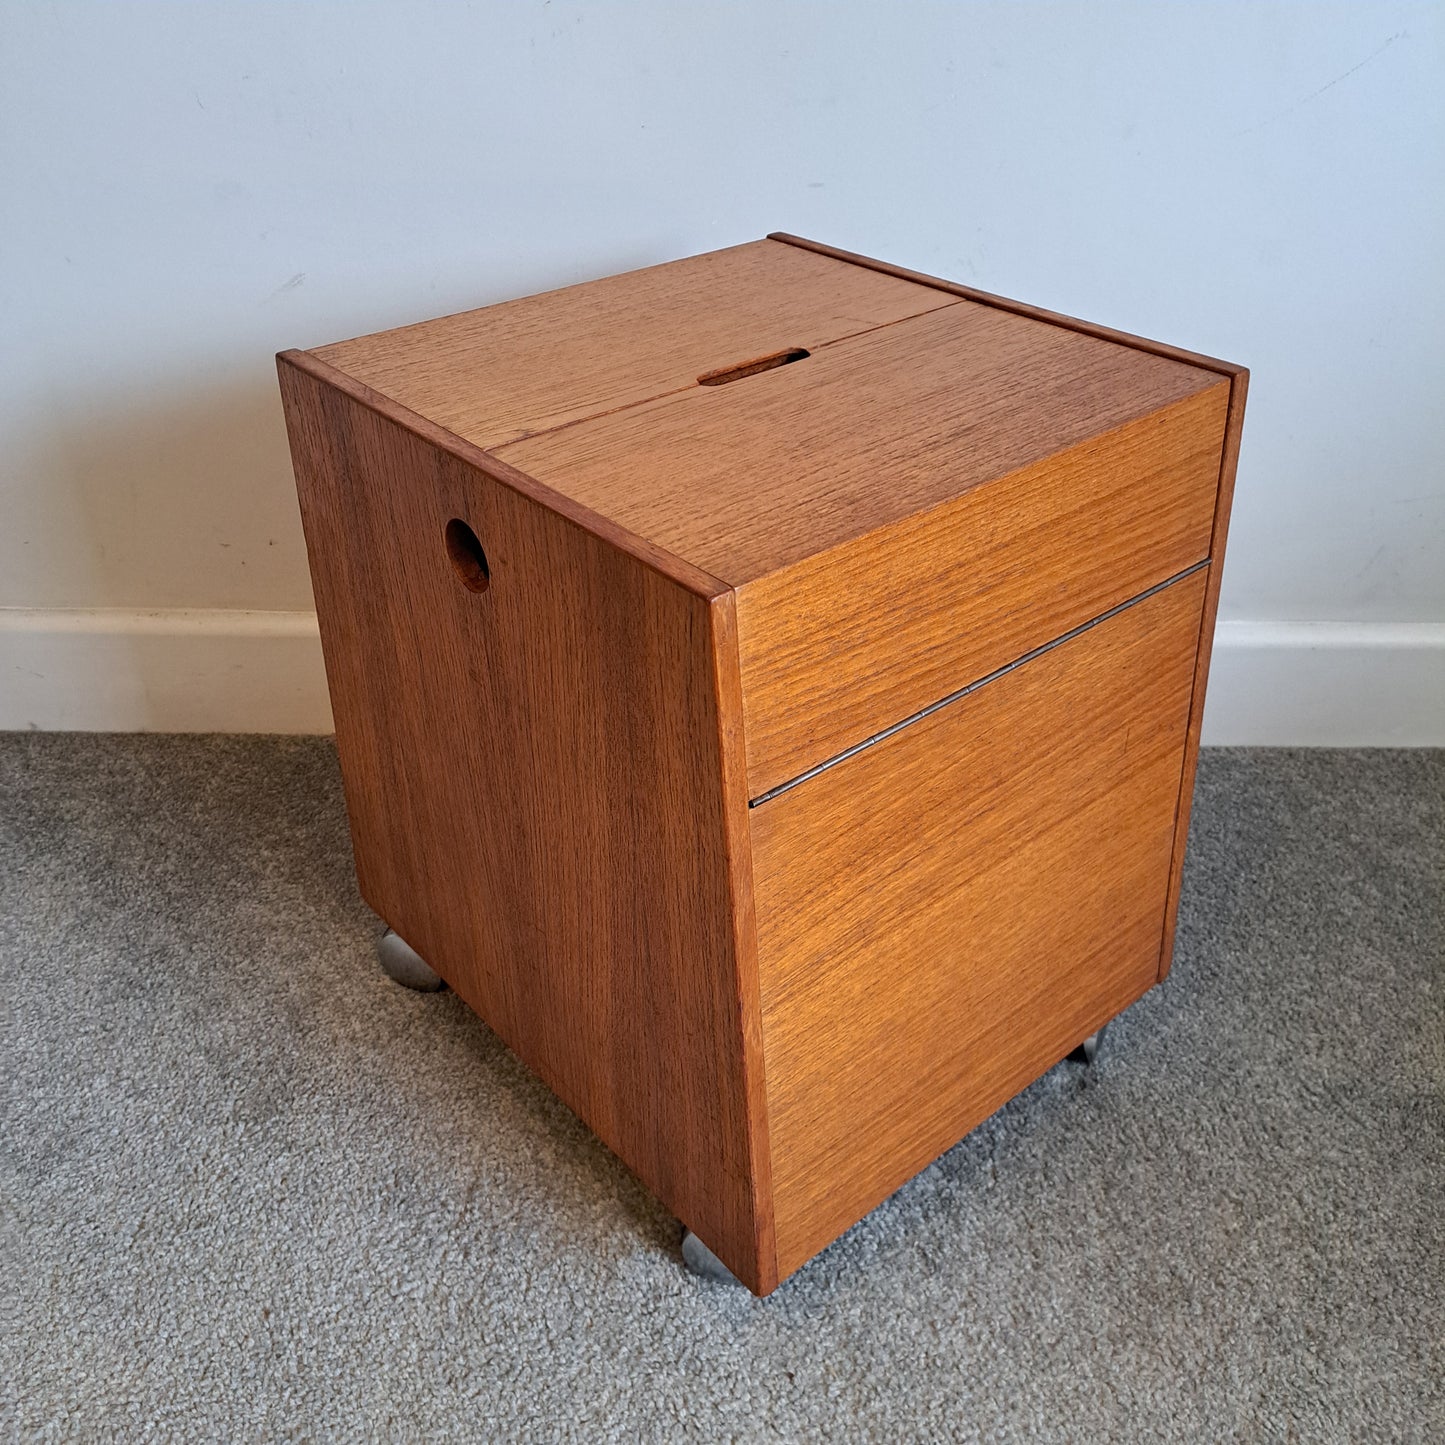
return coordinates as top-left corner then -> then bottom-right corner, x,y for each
2,1 -> 1441,740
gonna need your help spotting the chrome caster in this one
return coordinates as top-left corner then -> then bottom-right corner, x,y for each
1068,1023 -> 1106,1065
376,928 -> 445,991
681,1229 -> 739,1285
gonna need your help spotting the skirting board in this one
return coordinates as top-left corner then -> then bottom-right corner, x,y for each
0,609 -> 331,734
0,609 -> 1442,745
1203,619 -> 1445,747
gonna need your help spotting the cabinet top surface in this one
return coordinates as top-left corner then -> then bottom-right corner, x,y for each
310,237 -> 1228,586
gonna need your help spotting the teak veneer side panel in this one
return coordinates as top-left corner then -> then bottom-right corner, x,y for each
496,300 -> 1224,590
312,239 -> 955,451
736,382 -> 1229,798
278,357 -> 773,1292
706,589 -> 781,1292
1158,369 -> 1250,981
750,573 -> 1206,1278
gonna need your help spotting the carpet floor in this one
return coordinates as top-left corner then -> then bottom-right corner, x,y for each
2,737 -> 1441,1441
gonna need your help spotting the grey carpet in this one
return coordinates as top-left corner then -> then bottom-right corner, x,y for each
2,737 -> 1441,1442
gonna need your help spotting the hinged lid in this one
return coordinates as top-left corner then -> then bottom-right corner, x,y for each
311,239 -> 953,450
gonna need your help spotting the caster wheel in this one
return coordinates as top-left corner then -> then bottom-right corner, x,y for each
376,929 -> 445,992
1068,1023 -> 1106,1066
681,1229 -> 739,1285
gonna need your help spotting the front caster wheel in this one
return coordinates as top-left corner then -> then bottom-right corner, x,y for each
681,1229 -> 739,1285
376,929 -> 445,992
1068,1023 -> 1107,1066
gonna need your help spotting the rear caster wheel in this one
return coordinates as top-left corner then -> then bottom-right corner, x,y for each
1068,1022 -> 1106,1066
376,929 -> 445,992
681,1229 -> 739,1285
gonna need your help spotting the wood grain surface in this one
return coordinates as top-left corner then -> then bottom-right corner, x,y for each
312,239 -> 954,451
753,233 -> 1249,988
496,298 -> 1222,585
767,231 -> 1246,378
278,353 -> 777,1292
735,381 -> 1228,798
749,570 -> 1207,1278
1157,369 -> 1250,980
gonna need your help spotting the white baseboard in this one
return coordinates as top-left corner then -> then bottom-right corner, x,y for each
1,609 -> 1442,745
0,609 -> 333,733
1201,620 -> 1445,746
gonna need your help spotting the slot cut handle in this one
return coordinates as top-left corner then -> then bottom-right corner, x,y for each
697,347 -> 810,387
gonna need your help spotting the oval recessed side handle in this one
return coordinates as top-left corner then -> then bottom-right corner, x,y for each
444,518 -> 490,593
697,347 -> 809,387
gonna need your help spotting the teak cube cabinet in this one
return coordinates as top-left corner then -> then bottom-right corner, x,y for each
279,234 -> 1246,1296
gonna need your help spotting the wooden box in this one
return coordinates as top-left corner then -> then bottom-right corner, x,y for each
278,235 -> 1246,1295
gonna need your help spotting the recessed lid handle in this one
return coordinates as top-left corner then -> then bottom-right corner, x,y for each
697,347 -> 810,387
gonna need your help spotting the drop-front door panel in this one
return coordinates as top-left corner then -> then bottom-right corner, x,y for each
749,569 -> 1207,1277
